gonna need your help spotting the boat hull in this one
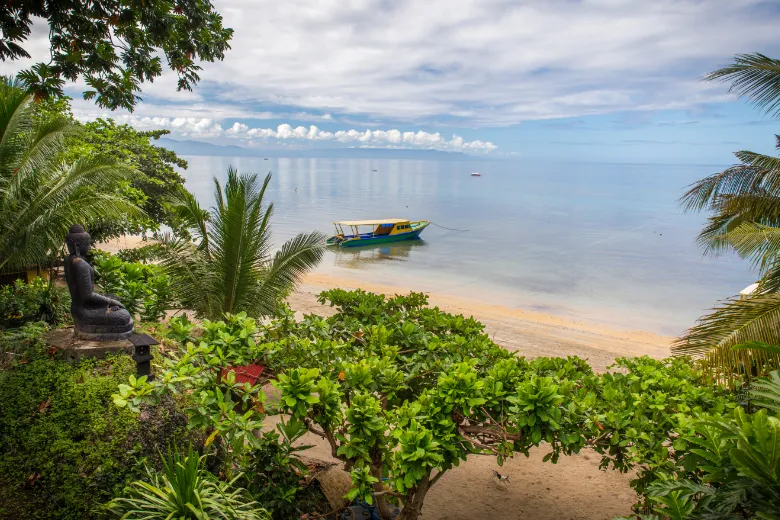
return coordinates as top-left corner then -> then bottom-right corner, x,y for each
328,222 -> 428,248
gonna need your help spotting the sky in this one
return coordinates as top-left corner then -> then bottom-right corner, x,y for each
3,0 -> 780,163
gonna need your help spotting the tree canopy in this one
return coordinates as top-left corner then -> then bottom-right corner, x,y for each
1,0 -> 233,110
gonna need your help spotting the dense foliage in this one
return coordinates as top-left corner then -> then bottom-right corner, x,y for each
157,168 -> 325,319
633,403 -> 780,520
2,0 -> 233,111
65,119 -> 188,238
107,445 -> 269,520
34,97 -> 189,239
0,331 -> 193,520
0,79 -> 137,272
116,289 -> 742,520
0,277 -> 70,329
92,251 -> 174,322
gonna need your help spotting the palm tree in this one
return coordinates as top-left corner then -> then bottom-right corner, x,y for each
159,168 -> 325,319
0,77 -> 138,272
674,54 -> 780,379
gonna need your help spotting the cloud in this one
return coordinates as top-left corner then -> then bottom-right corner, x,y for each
102,116 -> 497,152
8,0 -> 780,129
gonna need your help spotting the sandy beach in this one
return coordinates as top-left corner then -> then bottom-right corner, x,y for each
100,235 -> 673,373
292,273 -> 672,373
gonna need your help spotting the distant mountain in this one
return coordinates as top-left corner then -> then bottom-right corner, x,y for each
156,138 -> 487,161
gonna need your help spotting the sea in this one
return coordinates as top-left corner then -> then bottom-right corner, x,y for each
179,155 -> 755,336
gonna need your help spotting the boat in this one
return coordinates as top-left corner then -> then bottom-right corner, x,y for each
471,172 -> 481,177
326,219 -> 429,247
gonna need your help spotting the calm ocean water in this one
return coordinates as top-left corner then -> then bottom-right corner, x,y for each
179,155 -> 754,336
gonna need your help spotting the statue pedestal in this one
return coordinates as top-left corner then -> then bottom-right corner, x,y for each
45,327 -> 133,362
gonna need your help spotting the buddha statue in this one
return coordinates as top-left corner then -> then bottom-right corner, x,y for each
64,225 -> 134,340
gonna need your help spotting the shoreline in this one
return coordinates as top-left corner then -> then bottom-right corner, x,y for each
293,272 -> 672,373
100,235 -> 674,371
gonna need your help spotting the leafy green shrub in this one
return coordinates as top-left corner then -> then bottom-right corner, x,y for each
621,372 -> 780,520
117,290 -> 738,520
0,277 -> 70,328
107,445 -> 269,520
91,251 -> 174,322
244,418 -> 323,520
0,339 -> 193,520
0,321 -> 49,359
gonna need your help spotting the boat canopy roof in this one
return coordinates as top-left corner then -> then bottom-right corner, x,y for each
334,219 -> 409,226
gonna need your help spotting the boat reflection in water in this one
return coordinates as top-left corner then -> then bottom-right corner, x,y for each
331,239 -> 427,269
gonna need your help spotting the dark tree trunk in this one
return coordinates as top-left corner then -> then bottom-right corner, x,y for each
397,475 -> 430,520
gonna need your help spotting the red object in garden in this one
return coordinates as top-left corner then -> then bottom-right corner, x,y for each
221,363 -> 265,385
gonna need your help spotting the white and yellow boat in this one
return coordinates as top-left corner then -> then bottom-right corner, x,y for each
326,219 -> 429,247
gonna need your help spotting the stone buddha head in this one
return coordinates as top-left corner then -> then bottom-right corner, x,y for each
65,224 -> 91,257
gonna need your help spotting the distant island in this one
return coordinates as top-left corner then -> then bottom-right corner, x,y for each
155,137 -> 488,161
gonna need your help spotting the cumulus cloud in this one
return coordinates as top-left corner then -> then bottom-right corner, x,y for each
105,116 -> 497,152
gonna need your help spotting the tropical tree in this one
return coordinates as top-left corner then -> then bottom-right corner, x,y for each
674,53 -> 780,379
158,168 -> 324,319
2,0 -> 233,111
0,78 -> 137,273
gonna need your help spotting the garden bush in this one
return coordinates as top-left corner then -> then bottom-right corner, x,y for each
91,251 -> 174,322
0,277 -> 70,329
0,332 -> 193,520
619,371 -> 780,520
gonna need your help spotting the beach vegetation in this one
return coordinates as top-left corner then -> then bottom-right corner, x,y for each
0,78 -> 138,273
107,444 -> 269,520
156,168 -> 325,319
114,289 -> 742,520
2,0 -> 233,111
676,53 -> 780,380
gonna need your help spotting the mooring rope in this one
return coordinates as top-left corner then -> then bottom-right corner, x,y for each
429,221 -> 470,232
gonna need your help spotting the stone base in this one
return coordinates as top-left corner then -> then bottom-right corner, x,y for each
44,327 -> 133,362
74,328 -> 135,341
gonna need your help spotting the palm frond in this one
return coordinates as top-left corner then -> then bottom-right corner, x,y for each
675,296 -> 780,385
251,231 -> 326,316
674,294 -> 780,356
704,53 -> 780,118
160,169 -> 324,319
170,187 -> 211,252
0,86 -> 140,272
706,222 -> 780,272
156,234 -> 218,318
750,370 -> 780,411
680,158 -> 780,213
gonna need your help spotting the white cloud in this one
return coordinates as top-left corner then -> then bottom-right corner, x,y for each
104,115 -> 225,137
5,1 -> 780,128
100,115 -> 498,152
